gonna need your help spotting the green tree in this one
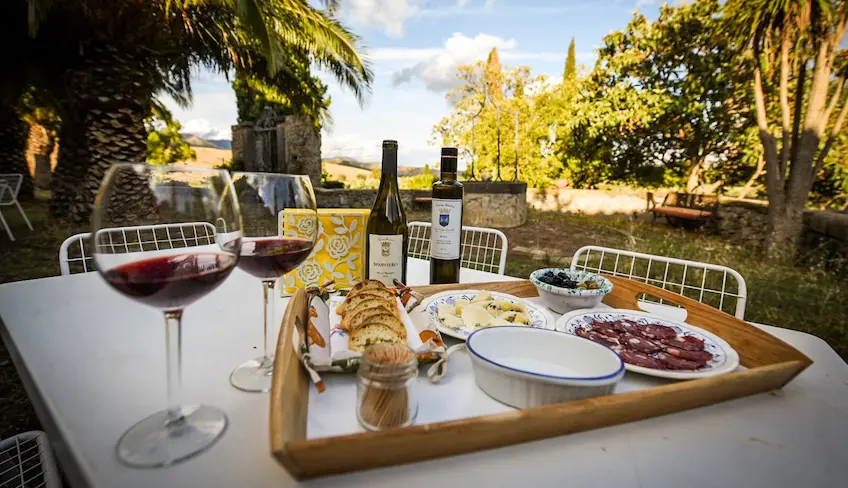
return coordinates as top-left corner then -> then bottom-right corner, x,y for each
434,61 -> 563,187
18,0 -> 372,223
725,0 -> 848,254
145,107 -> 196,165
564,37 -> 577,82
563,0 -> 751,190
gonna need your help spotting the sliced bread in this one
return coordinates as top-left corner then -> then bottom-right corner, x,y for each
336,289 -> 396,315
340,300 -> 398,331
349,324 -> 404,353
347,279 -> 386,298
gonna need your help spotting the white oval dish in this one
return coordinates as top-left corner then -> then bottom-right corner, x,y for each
422,290 -> 556,341
466,326 -> 625,408
556,309 -> 740,380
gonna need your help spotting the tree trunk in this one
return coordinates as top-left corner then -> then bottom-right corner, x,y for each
738,157 -> 766,200
686,160 -> 702,193
0,105 -> 33,200
50,45 -> 154,223
28,123 -> 54,191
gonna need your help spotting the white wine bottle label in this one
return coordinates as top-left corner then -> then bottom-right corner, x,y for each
431,198 -> 462,260
368,234 -> 404,286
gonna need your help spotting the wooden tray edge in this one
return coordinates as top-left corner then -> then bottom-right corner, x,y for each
283,359 -> 808,479
269,278 -> 815,480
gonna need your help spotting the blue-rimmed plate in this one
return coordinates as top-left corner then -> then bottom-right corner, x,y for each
422,290 -> 556,341
556,309 -> 740,380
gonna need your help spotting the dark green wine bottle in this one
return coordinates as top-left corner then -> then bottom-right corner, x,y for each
366,140 -> 408,286
430,147 -> 463,284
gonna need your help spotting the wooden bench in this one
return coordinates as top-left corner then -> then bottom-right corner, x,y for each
413,197 -> 432,204
648,192 -> 719,227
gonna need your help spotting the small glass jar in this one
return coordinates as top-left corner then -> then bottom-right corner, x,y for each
356,343 -> 419,431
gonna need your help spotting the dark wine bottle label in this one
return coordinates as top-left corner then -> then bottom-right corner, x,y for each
430,198 -> 462,260
368,234 -> 404,286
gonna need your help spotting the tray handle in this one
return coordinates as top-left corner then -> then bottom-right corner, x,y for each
269,288 -> 310,477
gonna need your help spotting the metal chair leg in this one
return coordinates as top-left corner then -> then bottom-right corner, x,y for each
14,199 -> 33,230
0,209 -> 14,241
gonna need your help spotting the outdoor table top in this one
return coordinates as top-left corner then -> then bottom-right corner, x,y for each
1,257 -> 846,488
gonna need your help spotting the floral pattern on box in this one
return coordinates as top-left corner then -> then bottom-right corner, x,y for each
281,209 -> 370,293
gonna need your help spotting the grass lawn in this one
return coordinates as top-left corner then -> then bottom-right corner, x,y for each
1,199 -> 846,439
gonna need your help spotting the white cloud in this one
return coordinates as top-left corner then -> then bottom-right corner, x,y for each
392,33 -> 517,92
180,119 -> 232,140
343,0 -> 420,38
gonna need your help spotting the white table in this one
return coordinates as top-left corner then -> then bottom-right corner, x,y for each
1,258 -> 847,488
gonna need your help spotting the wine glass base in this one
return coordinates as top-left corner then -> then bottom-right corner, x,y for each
230,356 -> 274,392
116,405 -> 227,468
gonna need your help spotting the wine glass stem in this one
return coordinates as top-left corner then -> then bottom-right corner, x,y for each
164,310 -> 184,425
261,280 -> 275,368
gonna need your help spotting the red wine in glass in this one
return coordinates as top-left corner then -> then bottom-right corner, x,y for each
104,253 -> 238,309
238,237 -> 314,280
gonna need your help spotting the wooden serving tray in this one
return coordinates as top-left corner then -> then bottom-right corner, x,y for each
269,277 -> 812,480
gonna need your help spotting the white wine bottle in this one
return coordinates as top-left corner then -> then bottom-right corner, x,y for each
366,140 -> 408,286
430,147 -> 463,284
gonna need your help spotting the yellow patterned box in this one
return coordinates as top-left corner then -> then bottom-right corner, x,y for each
280,209 -> 370,293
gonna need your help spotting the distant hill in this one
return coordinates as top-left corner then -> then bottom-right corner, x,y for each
183,134 -> 223,148
322,157 -> 431,177
207,139 -> 232,150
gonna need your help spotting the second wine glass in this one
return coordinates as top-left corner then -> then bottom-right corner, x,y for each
230,173 -> 317,392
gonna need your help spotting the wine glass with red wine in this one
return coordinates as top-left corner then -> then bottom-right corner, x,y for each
229,173 -> 317,392
91,164 -> 242,468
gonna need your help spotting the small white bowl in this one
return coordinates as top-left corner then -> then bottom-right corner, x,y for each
530,268 -> 613,314
466,326 -> 624,408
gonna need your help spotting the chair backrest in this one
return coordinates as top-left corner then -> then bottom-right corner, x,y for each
58,222 -> 218,275
0,174 -> 23,205
408,222 -> 508,275
570,245 -> 747,319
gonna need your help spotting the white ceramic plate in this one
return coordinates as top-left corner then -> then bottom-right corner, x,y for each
422,290 -> 556,341
556,309 -> 740,380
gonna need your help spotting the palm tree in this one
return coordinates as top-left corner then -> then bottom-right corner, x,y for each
23,0 -> 371,222
725,0 -> 848,255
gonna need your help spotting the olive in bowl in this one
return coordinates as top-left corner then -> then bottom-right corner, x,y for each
529,268 -> 613,314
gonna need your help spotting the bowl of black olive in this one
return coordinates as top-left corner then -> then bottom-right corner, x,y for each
529,268 -> 613,314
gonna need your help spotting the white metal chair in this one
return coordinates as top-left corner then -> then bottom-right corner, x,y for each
0,431 -> 61,488
58,222 -> 218,275
570,245 -> 748,319
0,174 -> 34,241
408,222 -> 508,275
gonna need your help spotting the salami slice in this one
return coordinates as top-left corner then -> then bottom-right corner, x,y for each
576,327 -> 621,348
664,347 -> 713,363
661,335 -> 705,351
619,350 -> 664,369
656,352 -> 702,370
593,324 -> 621,338
621,334 -> 661,353
638,323 -> 677,340
619,320 -> 641,335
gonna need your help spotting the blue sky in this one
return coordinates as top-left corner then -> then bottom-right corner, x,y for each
164,0 -> 669,166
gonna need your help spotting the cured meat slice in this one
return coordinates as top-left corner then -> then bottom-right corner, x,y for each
664,347 -> 713,364
576,327 -> 620,348
593,324 -> 621,338
661,335 -> 705,351
609,320 -> 630,333
656,352 -> 702,370
620,334 -> 661,353
619,350 -> 664,369
638,323 -> 677,340
619,320 -> 641,335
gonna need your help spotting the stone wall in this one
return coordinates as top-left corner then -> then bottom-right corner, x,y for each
315,188 -> 429,209
464,182 -> 527,228
314,182 -> 528,228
